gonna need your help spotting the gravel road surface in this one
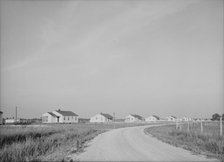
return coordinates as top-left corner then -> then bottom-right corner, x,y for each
71,125 -> 218,161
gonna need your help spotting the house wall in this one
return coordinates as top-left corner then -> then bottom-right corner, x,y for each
52,111 -> 64,123
125,115 -> 139,122
5,119 -> 16,124
146,116 -> 158,122
42,113 -> 57,123
0,113 -> 3,124
90,114 -> 110,123
62,115 -> 78,123
182,117 -> 191,121
166,116 -> 176,121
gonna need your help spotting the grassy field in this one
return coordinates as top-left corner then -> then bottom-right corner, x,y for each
0,122 -> 155,161
145,121 -> 224,161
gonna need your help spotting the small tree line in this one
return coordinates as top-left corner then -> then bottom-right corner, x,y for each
211,113 -> 224,121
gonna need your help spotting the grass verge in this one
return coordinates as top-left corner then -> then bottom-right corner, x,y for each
0,125 -> 103,161
144,122 -> 224,161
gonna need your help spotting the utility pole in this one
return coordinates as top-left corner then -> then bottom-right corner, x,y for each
15,106 -> 17,123
113,112 -> 115,129
220,116 -> 223,136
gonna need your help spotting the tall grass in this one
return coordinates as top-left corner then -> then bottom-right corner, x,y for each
0,125 -> 101,161
145,122 -> 224,161
0,122 -> 156,161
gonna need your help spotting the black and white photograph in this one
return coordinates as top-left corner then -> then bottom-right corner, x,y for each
0,0 -> 223,161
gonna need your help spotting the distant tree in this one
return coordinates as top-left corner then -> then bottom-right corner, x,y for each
211,113 -> 221,121
222,114 -> 224,120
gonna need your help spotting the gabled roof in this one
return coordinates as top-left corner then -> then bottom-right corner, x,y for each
100,113 -> 113,119
130,114 -> 144,120
56,110 -> 78,116
47,112 -> 59,117
167,115 -> 176,119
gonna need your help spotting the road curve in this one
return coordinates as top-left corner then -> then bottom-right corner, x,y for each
71,125 -> 218,161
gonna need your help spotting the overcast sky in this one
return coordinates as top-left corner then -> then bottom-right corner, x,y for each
0,0 -> 223,119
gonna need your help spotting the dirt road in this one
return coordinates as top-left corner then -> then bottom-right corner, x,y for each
71,125 -> 218,161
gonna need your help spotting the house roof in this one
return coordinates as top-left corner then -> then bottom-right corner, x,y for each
167,115 -> 176,119
100,113 -> 113,119
47,112 -> 59,117
56,110 -> 78,116
130,114 -> 144,120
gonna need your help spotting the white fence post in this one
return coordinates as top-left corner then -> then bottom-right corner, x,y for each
187,120 -> 190,131
179,121 -> 182,131
176,119 -> 178,129
200,119 -> 203,133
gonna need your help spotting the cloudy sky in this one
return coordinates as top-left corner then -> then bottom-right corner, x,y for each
0,0 -> 223,119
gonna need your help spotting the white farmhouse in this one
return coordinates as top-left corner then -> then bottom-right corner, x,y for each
125,114 -> 144,123
0,111 -> 3,125
90,113 -> 113,123
5,118 -> 17,124
42,109 -> 78,123
166,116 -> 177,121
182,116 -> 191,121
145,115 -> 160,122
